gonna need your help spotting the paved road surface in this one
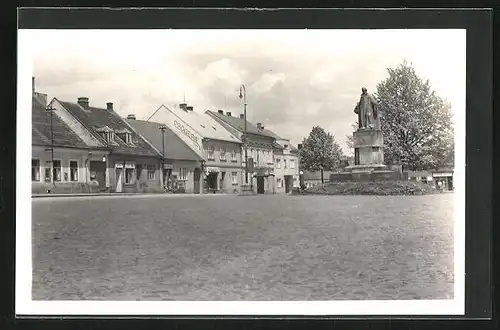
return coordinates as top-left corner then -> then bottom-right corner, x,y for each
32,194 -> 455,301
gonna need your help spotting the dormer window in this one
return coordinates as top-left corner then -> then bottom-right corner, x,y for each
96,126 -> 115,144
117,132 -> 132,144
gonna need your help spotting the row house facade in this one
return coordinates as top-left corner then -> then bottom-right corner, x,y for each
48,97 -> 163,193
206,110 -> 278,194
125,116 -> 203,193
265,130 -> 300,194
148,104 -> 244,194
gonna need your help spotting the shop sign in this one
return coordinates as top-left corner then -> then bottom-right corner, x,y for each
206,166 -> 220,173
433,172 -> 452,177
115,163 -> 124,169
163,164 -> 174,169
125,163 -> 136,169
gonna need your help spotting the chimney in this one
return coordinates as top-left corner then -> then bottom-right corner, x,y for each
218,110 -> 224,114
106,102 -> 113,110
32,77 -> 35,93
77,97 -> 89,109
179,103 -> 187,111
127,114 -> 136,120
186,106 -> 193,111
240,114 -> 244,119
226,112 -> 231,116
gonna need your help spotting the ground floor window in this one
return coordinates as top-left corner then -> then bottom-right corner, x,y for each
125,168 -> 135,184
136,164 -> 143,180
32,159 -> 40,181
44,166 -> 51,182
179,168 -> 188,181
53,160 -> 62,182
147,165 -> 156,180
277,178 -> 282,188
232,172 -> 238,185
70,161 -> 78,181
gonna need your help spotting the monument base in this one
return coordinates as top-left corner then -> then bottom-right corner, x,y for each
330,164 -> 404,182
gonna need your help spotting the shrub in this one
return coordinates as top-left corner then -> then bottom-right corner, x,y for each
302,180 -> 440,196
173,186 -> 186,194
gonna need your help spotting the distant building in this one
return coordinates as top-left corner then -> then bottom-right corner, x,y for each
49,97 -> 162,193
125,117 -> 203,193
148,104 -> 243,194
406,166 -> 454,191
206,110 -> 277,194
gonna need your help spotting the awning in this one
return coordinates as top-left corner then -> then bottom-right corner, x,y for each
163,164 -> 174,169
433,172 -> 453,177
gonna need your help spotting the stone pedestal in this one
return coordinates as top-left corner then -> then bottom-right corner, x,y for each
353,129 -> 385,165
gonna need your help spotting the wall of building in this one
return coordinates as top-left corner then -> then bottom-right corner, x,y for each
31,146 -> 106,194
107,155 -> 163,193
203,139 -> 243,193
164,159 -> 200,193
274,153 -> 300,193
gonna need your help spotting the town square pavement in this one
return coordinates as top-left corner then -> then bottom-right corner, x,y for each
31,193 -> 455,300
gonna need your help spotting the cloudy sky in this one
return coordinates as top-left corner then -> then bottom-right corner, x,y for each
26,29 -> 465,154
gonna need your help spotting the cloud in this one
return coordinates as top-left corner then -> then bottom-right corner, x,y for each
28,29 -> 465,154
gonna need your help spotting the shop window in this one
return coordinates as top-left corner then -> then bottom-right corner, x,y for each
69,161 -> 78,181
147,165 -> 156,180
125,168 -> 135,184
53,160 -> 62,182
232,172 -> 238,185
31,159 -> 40,181
179,168 -> 188,181
277,178 -> 282,188
44,167 -> 51,182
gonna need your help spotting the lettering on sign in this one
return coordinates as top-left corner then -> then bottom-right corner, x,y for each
174,120 -> 202,151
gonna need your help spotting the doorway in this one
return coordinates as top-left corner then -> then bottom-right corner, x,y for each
256,176 -> 265,194
115,168 -> 123,193
90,161 -> 106,191
207,172 -> 218,192
220,172 -> 226,192
284,175 -> 292,193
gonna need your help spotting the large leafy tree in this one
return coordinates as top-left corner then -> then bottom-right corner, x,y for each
300,126 -> 343,183
347,61 -> 454,171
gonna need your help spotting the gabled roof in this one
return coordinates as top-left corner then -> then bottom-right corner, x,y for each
32,96 -> 88,149
125,118 -> 202,162
153,105 -> 241,144
206,110 -> 275,138
58,99 -> 159,157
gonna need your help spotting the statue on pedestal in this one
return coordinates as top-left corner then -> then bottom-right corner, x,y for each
354,87 -> 380,130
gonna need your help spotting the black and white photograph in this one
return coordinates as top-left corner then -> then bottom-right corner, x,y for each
17,23 -> 466,316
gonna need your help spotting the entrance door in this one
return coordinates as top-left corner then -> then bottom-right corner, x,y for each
193,168 -> 201,194
257,176 -> 265,194
90,161 -> 106,190
207,173 -> 218,191
116,168 -> 123,193
284,176 -> 291,193
220,172 -> 226,192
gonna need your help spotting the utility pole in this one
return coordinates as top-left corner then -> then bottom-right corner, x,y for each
239,84 -> 248,184
159,124 -> 167,187
46,104 -> 55,185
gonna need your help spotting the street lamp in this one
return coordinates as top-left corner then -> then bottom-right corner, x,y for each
159,124 -> 167,189
45,104 -> 55,184
239,84 -> 248,184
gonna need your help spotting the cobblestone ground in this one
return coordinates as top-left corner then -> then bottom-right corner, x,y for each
32,194 -> 454,301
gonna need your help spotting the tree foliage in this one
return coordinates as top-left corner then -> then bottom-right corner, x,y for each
348,61 -> 454,170
300,126 -> 343,183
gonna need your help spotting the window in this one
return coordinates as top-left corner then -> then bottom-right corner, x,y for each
220,148 -> 227,161
44,166 -> 51,182
232,172 -> 238,185
117,132 -> 132,144
257,149 -> 260,163
125,168 -> 135,184
231,149 -> 237,161
32,159 -> 40,181
290,159 -> 295,169
207,146 -> 215,160
69,161 -> 78,181
276,158 -> 281,169
277,178 -> 282,188
147,165 -> 156,180
179,168 -> 188,181
284,159 -> 288,169
102,132 -> 115,144
372,146 -> 380,152
53,160 -> 62,182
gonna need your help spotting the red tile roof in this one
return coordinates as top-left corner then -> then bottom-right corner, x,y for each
32,96 -> 88,149
58,100 -> 159,157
